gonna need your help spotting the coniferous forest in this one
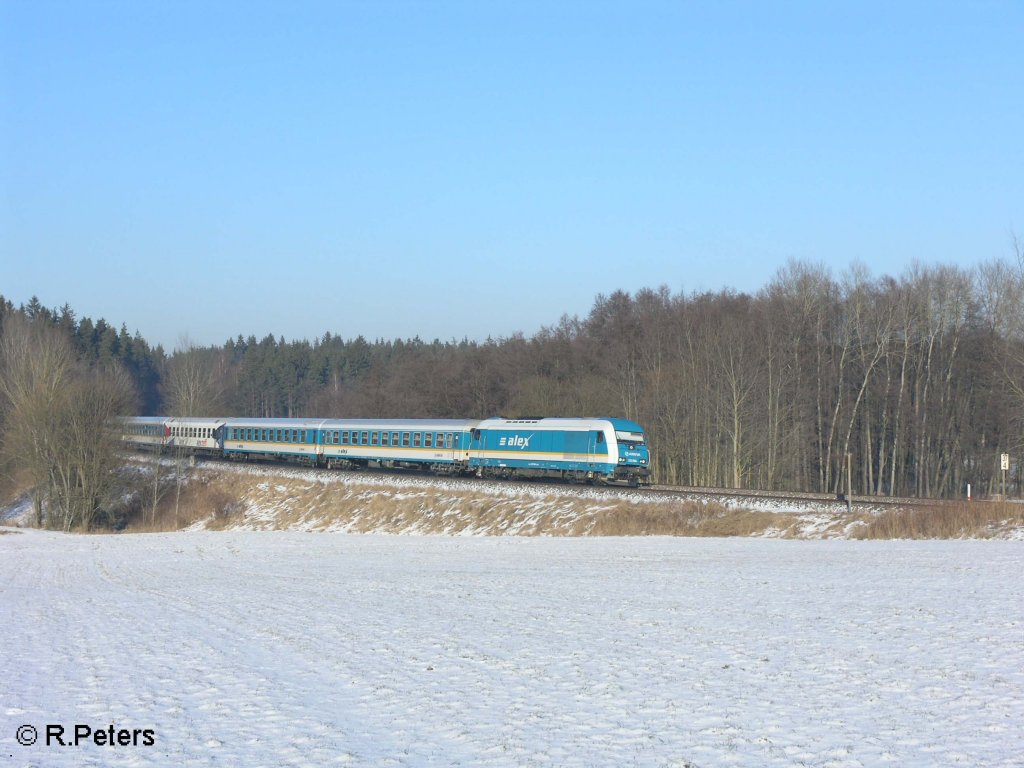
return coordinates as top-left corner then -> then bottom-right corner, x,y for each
2,257 -> 1023,509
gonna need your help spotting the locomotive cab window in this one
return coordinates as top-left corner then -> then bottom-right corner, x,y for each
614,430 -> 646,447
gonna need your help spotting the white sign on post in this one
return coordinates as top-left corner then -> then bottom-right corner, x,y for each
1001,453 -> 1010,471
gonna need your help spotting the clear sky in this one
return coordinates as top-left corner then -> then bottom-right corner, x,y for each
2,1 -> 1021,350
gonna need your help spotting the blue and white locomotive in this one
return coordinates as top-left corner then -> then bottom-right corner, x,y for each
121,414 -> 652,486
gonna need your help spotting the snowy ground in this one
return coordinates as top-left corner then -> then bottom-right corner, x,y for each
2,530 -> 1022,767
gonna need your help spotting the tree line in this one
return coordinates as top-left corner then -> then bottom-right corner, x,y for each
2,255 -> 1022,529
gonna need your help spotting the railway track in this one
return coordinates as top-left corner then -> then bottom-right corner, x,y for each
643,484 -> 940,508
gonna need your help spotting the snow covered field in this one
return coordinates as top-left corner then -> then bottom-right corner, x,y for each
2,530 -> 1022,767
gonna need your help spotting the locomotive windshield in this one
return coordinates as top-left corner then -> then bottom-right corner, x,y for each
615,430 -> 646,447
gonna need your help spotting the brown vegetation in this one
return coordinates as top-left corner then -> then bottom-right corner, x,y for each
853,501 -> 1024,540
111,466 -> 853,538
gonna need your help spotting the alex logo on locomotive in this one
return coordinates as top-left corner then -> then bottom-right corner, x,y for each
498,435 -> 533,449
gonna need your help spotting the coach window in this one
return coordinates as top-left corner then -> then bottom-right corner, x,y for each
371,432 -> 379,446
359,431 -> 367,445
413,433 -> 422,448
425,433 -> 433,448
401,432 -> 410,447
391,432 -> 399,446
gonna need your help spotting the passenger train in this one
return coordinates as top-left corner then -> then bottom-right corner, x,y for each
121,415 -> 652,486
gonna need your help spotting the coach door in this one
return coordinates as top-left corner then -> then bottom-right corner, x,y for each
469,428 -> 486,470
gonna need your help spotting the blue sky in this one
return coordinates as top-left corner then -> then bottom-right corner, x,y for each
2,1 -> 1021,350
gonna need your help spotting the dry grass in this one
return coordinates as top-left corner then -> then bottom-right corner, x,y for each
588,501 -> 791,537
103,464 -> 1024,539
147,472 -> 800,537
123,471 -> 245,532
854,500 -> 1024,539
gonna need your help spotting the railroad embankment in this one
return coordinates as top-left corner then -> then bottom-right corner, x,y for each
3,460 -> 1022,539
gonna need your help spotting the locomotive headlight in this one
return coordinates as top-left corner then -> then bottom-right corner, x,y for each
618,457 -> 625,463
